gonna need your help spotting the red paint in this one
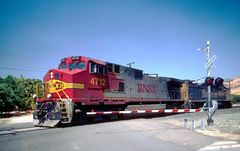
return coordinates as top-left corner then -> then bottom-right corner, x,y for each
196,109 -> 201,112
172,109 -> 179,113
146,109 -> 153,113
158,109 -> 164,113
137,83 -> 156,93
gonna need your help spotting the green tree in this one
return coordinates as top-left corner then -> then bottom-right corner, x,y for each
0,76 -> 17,111
0,75 -> 43,111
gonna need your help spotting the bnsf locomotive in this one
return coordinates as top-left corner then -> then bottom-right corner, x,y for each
33,56 -> 231,126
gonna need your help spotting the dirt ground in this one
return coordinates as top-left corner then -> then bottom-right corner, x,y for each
158,108 -> 240,140
0,114 -> 33,124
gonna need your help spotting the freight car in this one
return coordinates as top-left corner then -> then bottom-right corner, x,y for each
33,56 -> 231,126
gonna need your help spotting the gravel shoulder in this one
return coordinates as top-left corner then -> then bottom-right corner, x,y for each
0,114 -> 33,124
157,107 -> 240,140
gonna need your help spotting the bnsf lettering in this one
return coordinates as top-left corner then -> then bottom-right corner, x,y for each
137,83 -> 156,93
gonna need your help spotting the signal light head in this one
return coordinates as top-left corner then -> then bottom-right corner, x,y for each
205,77 -> 214,86
215,77 -> 224,86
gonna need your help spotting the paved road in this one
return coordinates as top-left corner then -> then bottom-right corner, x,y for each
0,122 -> 33,131
1,118 -> 239,151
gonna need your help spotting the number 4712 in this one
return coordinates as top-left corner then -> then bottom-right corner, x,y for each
90,78 -> 106,87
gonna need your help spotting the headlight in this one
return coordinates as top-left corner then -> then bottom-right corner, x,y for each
47,93 -> 52,99
32,94 -> 37,99
50,71 -> 53,79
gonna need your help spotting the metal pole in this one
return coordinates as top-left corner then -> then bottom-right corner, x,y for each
207,85 -> 211,120
206,41 -> 211,123
198,41 -> 215,125
206,41 -> 214,125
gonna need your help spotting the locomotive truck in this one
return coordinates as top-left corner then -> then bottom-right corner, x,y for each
33,56 -> 231,127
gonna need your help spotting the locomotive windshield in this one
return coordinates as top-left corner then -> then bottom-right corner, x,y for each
58,62 -> 85,70
59,63 -> 67,69
69,62 -> 85,70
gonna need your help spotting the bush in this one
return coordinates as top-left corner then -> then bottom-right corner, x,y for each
232,95 -> 240,104
0,75 -> 43,111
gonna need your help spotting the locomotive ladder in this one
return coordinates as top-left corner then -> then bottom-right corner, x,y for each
56,91 -> 71,123
59,102 -> 69,123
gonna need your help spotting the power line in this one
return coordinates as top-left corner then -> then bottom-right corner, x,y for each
0,66 -> 46,72
0,54 -> 59,72
0,54 -> 55,63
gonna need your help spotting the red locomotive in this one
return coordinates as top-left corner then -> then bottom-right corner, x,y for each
33,56 -> 231,126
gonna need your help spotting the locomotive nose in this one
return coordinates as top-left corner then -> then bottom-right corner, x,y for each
43,70 -> 63,98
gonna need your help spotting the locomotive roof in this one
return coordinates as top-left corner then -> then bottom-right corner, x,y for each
62,56 -> 197,83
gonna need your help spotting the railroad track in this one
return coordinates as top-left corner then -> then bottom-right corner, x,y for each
1,107 -> 238,137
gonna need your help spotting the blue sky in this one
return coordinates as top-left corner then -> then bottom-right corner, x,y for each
0,0 -> 239,80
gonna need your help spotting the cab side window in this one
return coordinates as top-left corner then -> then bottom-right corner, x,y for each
90,63 -> 97,73
107,64 -> 113,72
90,62 -> 106,75
98,65 -> 105,75
114,65 -> 120,74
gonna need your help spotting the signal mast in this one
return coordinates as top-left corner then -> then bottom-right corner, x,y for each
198,41 -> 217,125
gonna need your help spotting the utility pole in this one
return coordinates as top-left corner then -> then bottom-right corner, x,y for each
198,41 -> 216,125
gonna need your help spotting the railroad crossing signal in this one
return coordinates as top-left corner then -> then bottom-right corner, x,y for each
215,77 -> 224,87
204,55 -> 217,70
205,77 -> 214,86
198,41 -> 217,126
